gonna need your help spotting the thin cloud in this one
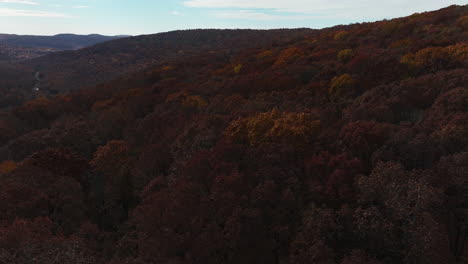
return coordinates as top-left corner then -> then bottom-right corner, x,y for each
214,10 -> 315,21
0,0 -> 39,5
183,0 -> 467,20
73,5 -> 90,9
0,7 -> 73,18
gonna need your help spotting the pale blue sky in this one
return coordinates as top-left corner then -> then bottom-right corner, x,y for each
0,0 -> 466,36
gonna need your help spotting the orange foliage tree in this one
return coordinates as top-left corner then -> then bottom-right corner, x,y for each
273,47 -> 303,67
400,43 -> 468,73
0,160 -> 16,175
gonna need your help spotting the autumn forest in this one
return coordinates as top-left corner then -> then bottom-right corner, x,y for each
0,4 -> 467,264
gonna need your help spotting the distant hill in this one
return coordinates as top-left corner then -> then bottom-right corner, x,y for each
0,34 -> 129,62
0,33 -> 128,50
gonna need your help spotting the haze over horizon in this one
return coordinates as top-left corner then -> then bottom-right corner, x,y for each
0,0 -> 466,36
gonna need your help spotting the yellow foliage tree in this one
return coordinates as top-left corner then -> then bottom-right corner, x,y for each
233,64 -> 243,74
400,43 -> 468,72
334,31 -> 349,41
337,49 -> 354,63
226,109 -> 321,146
329,74 -> 356,99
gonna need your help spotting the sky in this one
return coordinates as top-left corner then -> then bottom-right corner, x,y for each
0,0 -> 466,36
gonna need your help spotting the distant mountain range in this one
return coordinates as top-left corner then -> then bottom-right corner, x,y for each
0,34 -> 129,61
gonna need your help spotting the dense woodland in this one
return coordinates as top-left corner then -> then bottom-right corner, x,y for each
0,29 -> 313,109
0,5 -> 467,264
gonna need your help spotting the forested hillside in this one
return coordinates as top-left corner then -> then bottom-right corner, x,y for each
25,29 -> 315,93
0,29 -> 313,109
0,5 -> 467,264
